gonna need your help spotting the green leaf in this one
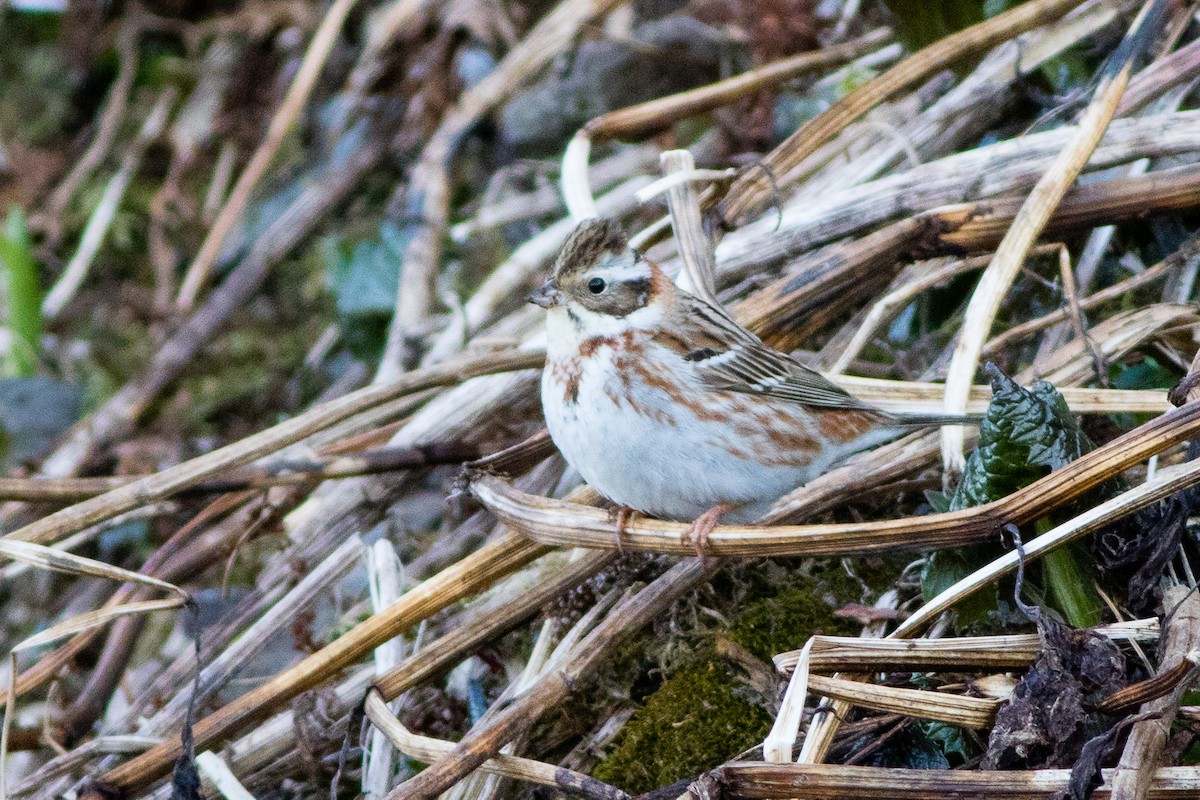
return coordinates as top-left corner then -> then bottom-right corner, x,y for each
923,489 -> 951,514
1110,357 -> 1176,390
879,0 -> 986,51
323,221 -> 409,318
864,722 -> 951,769
1042,543 -> 1102,627
921,545 -> 998,624
935,364 -> 1104,627
0,208 -> 43,377
920,721 -> 976,766
949,364 -> 1091,510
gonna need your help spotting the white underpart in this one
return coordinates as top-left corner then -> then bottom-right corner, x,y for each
541,301 -> 890,523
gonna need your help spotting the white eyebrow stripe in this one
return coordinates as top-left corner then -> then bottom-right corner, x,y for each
594,265 -> 652,282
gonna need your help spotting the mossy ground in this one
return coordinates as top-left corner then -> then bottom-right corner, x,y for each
592,563 -> 861,793
591,658 -> 772,793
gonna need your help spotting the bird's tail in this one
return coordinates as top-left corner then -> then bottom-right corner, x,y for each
889,412 -> 983,428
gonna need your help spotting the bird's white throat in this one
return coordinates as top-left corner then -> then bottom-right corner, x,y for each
543,298 -> 664,354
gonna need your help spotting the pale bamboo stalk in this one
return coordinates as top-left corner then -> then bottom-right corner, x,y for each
1110,586 -> 1200,800
363,540 -> 407,798
838,378 -> 1168,415
451,144 -> 659,241
941,0 -> 1170,473
363,692 -> 628,800
711,763 -> 1200,799
805,674 -> 998,728
9,735 -> 160,795
661,150 -> 720,304
774,619 -> 1160,672
3,598 -> 185,798
0,349 -> 541,548
95,532 -> 550,793
195,751 -> 258,800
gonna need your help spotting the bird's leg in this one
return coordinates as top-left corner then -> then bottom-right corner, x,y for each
607,506 -> 639,554
681,503 -> 734,561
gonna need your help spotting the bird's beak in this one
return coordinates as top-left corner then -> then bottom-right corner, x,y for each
528,279 -> 561,308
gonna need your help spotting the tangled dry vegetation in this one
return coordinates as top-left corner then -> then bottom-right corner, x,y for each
2,0 -> 1200,798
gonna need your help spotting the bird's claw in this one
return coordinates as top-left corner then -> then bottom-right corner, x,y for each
608,506 -> 639,554
681,503 -> 732,562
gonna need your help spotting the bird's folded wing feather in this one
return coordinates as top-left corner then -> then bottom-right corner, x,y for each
671,298 -> 873,411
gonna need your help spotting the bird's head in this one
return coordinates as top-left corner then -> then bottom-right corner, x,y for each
529,219 -> 663,322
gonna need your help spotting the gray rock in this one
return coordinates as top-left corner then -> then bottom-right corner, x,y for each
501,14 -> 729,153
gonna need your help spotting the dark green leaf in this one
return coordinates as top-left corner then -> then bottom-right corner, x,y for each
927,364 -> 1104,627
923,489 -> 951,514
1111,357 -> 1176,390
950,364 -> 1091,510
323,221 -> 410,318
920,721 -> 976,765
864,722 -> 951,769
921,546 -> 998,623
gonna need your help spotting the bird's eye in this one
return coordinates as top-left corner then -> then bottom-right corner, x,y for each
587,277 -> 606,294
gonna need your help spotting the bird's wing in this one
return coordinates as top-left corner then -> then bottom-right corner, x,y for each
664,296 -> 873,411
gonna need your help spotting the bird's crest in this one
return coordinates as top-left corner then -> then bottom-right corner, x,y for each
553,219 -> 629,281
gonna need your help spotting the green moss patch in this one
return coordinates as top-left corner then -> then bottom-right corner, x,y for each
594,571 -> 862,793
727,582 -> 858,662
592,659 -> 771,793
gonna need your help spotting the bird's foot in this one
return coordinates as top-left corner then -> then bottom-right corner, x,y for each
607,506 -> 639,554
681,503 -> 734,562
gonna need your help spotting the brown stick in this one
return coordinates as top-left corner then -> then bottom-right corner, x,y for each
707,763 -> 1200,799
91,532 -> 550,794
584,29 -> 891,141
715,0 -> 1090,226
0,443 -> 483,502
1109,586 -> 1200,800
384,558 -> 719,800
